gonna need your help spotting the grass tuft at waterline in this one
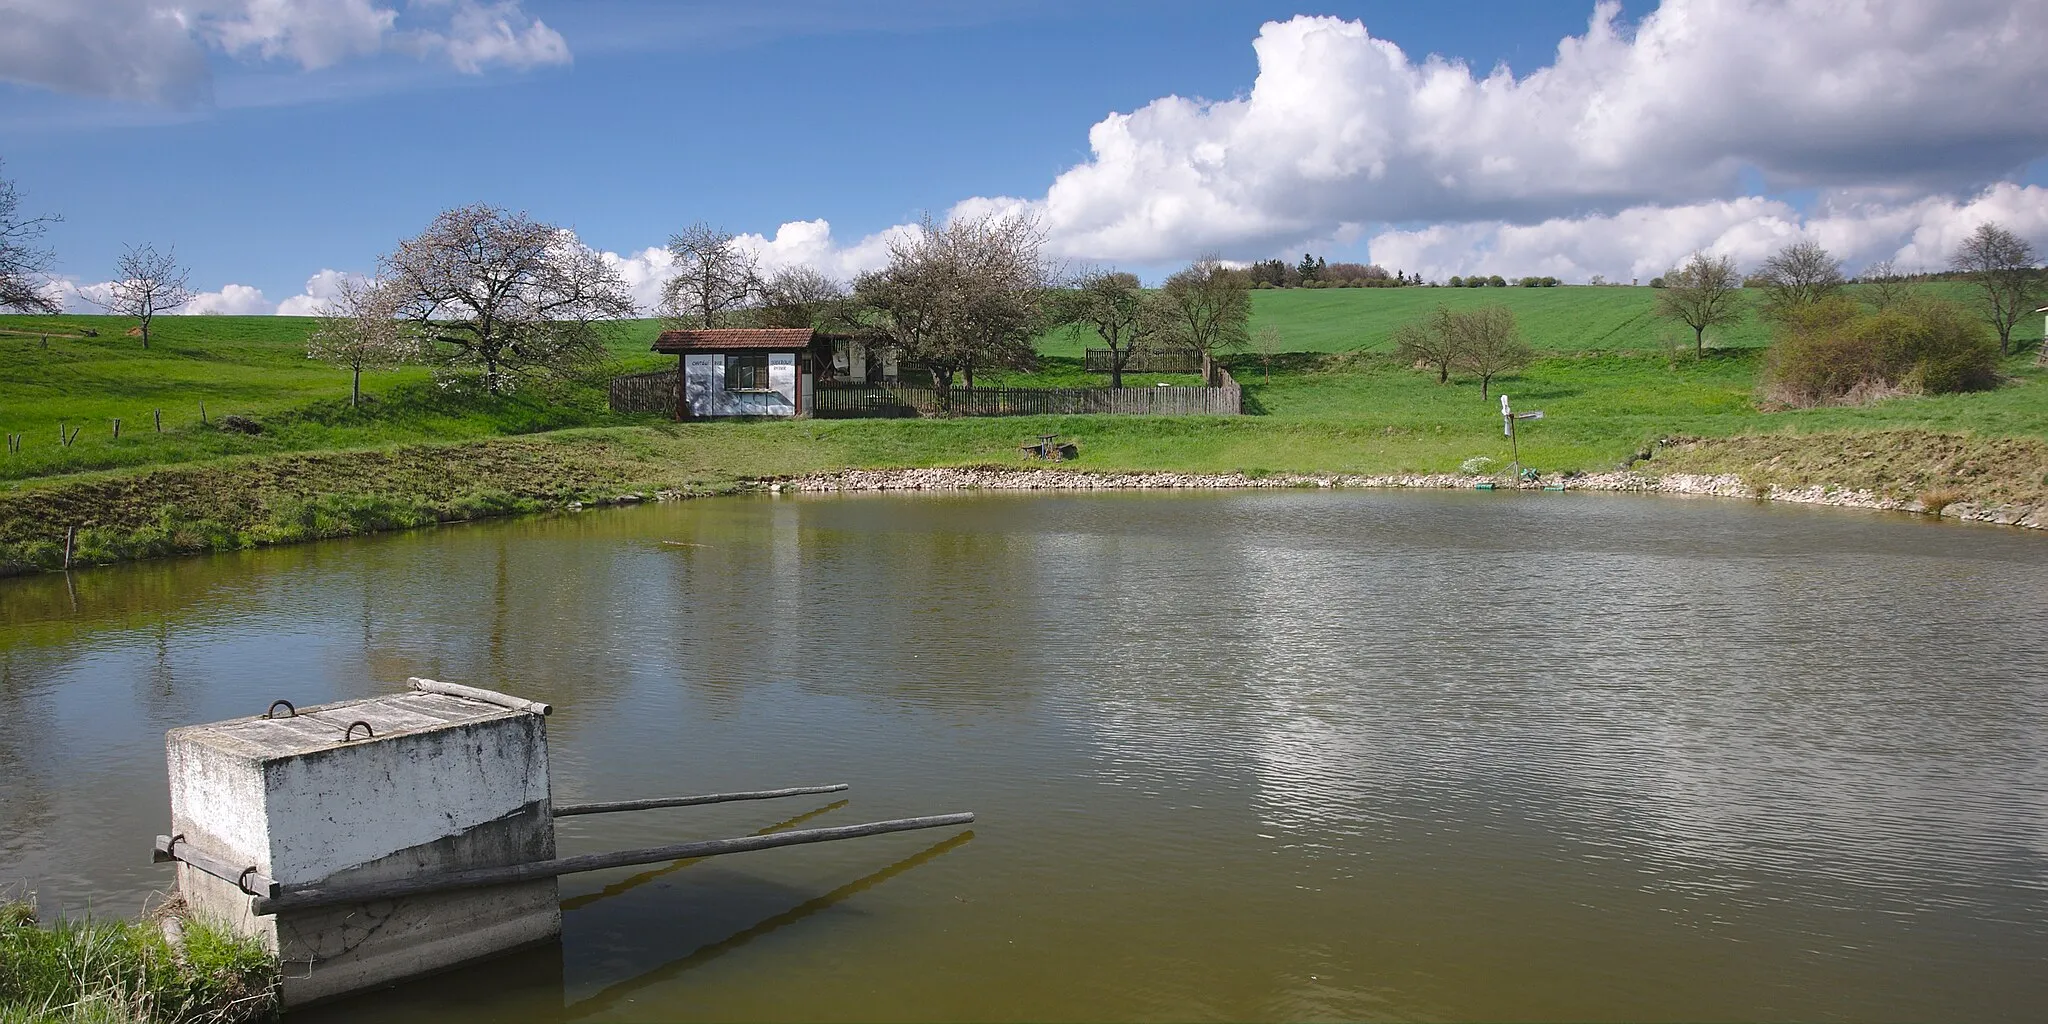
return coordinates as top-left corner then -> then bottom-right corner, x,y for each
0,897 -> 277,1024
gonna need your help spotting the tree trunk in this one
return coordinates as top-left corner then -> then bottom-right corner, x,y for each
139,320 -> 149,350
1694,325 -> 1705,357
1111,348 -> 1125,389
351,367 -> 362,407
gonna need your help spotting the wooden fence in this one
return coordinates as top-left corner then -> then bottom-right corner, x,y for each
609,370 -> 677,415
1083,349 -> 1203,374
816,375 -> 1238,418
611,363 -> 1241,419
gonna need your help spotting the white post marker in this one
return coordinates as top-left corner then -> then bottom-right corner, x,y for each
1499,395 -> 1545,485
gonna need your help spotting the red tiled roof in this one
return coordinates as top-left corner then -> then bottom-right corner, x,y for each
653,328 -> 815,352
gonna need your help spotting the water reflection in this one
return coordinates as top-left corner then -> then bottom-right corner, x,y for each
2,491 -> 2045,1020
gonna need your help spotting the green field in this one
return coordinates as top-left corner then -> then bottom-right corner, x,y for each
2,286 -> 2044,571
0,314 -> 671,480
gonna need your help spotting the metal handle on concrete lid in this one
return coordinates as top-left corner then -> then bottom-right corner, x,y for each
342,720 -> 375,741
408,677 -> 553,716
264,700 -> 296,719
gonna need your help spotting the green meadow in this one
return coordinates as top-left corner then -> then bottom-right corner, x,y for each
2,286 -> 2043,571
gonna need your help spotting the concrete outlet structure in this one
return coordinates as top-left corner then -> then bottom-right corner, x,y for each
166,689 -> 558,1006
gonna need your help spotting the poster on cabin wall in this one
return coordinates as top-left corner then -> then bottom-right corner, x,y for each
768,352 -> 795,399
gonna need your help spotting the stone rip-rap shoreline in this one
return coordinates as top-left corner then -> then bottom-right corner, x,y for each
735,466 -> 2045,531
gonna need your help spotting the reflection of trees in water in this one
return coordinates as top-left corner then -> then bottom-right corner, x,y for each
650,496 -> 1051,717
1081,494 -> 2048,913
0,649 -> 61,864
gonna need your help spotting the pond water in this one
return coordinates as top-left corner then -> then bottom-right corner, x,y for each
3,490 -> 2046,1021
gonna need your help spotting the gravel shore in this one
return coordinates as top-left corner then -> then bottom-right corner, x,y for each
755,466 -> 2044,530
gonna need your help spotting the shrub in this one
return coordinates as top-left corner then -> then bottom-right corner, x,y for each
1763,295 -> 2000,407
1447,276 -> 1464,288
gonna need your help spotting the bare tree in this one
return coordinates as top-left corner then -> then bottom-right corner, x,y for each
1156,255 -> 1251,361
0,161 -> 61,313
307,274 -> 411,406
1948,221 -> 2040,356
1249,324 -> 1285,383
1392,304 -> 1465,384
659,222 -> 759,329
753,264 -> 855,330
1755,239 -> 1844,318
382,204 -> 637,392
1655,251 -> 1745,356
92,243 -> 192,348
1057,269 -> 1160,387
1450,305 -> 1532,400
1861,258 -> 1908,310
854,212 -> 1050,409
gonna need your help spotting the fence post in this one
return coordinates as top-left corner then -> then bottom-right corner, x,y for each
199,401 -> 207,425
112,418 -> 121,439
63,526 -> 76,570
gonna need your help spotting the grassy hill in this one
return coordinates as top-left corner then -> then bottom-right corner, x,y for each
2,285 -> 2043,571
0,314 -> 671,480
1041,282 -> 1996,356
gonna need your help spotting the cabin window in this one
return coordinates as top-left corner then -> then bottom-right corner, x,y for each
725,352 -> 770,390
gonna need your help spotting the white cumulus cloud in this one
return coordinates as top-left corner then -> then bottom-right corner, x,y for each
274,268 -> 367,316
180,283 -> 274,315
0,0 -> 570,106
1366,183 -> 2048,283
1021,1 -> 2048,264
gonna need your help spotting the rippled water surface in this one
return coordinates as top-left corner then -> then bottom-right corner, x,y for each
3,491 -> 2046,1021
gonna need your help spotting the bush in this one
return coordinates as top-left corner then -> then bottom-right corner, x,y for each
1764,295 -> 2000,407
1447,276 -> 1464,288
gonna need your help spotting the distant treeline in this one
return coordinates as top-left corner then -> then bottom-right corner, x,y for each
1246,255 -> 1419,289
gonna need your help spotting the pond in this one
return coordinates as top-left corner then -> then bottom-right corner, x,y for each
3,490 -> 2045,1021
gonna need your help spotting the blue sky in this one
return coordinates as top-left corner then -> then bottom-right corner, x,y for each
3,0 -> 2044,312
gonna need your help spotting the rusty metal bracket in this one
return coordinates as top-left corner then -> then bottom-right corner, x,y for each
342,720 -> 374,742
153,834 -> 280,898
265,700 -> 296,719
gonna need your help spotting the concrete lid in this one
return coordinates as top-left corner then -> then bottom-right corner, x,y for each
169,692 -> 526,761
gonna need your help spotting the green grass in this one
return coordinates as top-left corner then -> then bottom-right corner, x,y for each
0,315 -> 671,481
1038,282 -> 2017,357
0,898 -> 277,1024
2,287 -> 2044,573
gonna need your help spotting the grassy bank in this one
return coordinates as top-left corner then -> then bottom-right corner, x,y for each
3,290 -> 2044,573
0,898 -> 276,1024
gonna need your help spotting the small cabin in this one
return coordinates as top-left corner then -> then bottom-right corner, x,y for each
654,328 -> 817,419
652,328 -> 904,419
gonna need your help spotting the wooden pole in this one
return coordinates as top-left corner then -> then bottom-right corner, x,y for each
1509,415 -> 1521,484
152,835 -> 280,898
407,677 -> 552,716
111,418 -> 120,439
252,813 -> 975,915
62,526 -> 75,569
199,401 -> 206,425
555,784 -> 851,818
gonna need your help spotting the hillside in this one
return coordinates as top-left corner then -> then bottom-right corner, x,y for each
2,284 -> 2043,572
